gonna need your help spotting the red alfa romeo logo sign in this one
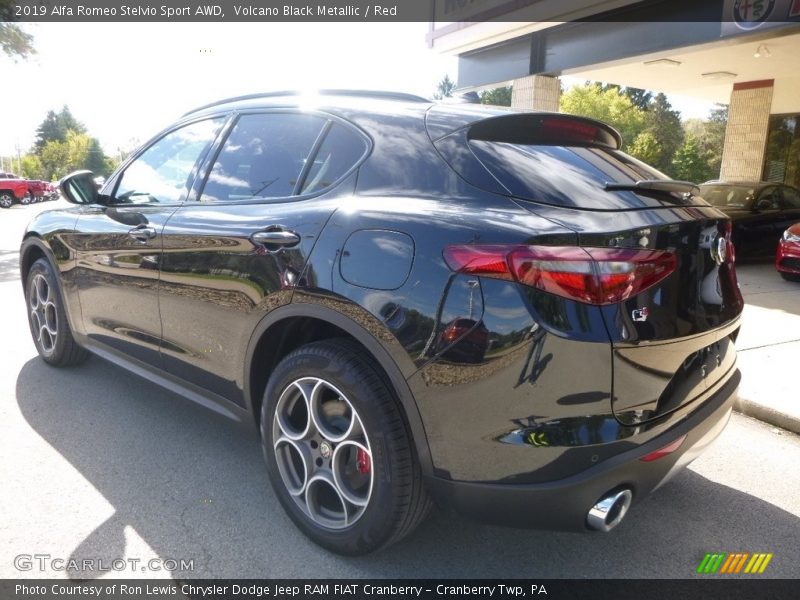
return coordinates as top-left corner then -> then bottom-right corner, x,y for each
733,0 -> 776,29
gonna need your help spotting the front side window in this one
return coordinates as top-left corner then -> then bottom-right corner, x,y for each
201,113 -> 327,202
114,118 -> 224,205
780,186 -> 800,209
755,187 -> 780,210
700,185 -> 756,209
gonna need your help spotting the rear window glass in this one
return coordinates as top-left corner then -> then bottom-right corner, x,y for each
301,123 -> 367,195
698,185 -> 755,209
469,140 -> 671,209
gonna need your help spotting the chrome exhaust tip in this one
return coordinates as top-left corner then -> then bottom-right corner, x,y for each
587,488 -> 633,532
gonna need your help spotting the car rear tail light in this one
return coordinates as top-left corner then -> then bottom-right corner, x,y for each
443,245 -> 676,306
639,434 -> 687,462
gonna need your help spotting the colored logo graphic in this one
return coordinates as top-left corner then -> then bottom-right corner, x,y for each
733,0 -> 776,29
696,552 -> 773,574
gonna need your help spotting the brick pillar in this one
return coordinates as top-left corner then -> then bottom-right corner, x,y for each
719,80 -> 774,182
511,75 -> 560,112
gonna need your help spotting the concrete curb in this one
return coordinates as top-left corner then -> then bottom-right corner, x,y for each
734,399 -> 800,436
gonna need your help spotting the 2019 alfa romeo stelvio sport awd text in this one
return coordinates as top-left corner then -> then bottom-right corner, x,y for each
20,91 -> 743,555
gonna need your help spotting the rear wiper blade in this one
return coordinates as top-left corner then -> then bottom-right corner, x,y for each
604,179 -> 700,203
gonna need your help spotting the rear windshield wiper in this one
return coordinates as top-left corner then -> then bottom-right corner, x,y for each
604,180 -> 700,204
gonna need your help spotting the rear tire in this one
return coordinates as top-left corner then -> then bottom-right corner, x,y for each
25,258 -> 90,367
261,339 -> 431,555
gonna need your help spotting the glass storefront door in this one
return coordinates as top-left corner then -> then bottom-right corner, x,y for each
763,115 -> 800,187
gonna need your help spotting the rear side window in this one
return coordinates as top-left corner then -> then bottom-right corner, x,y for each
201,113 -> 326,202
301,123 -> 367,195
469,140 -> 670,209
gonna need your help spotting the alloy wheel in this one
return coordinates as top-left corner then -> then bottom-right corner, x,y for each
272,376 -> 373,530
29,273 -> 58,355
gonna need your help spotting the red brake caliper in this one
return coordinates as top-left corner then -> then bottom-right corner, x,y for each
357,448 -> 371,474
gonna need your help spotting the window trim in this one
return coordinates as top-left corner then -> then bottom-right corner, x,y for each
293,119 -> 333,196
193,108 -> 372,206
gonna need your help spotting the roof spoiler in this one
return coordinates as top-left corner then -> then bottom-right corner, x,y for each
468,113 -> 622,150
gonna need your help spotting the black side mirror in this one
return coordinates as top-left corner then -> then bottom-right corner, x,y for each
59,170 -> 99,205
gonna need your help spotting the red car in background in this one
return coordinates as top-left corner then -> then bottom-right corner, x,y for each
0,172 -> 29,208
776,223 -> 800,281
25,179 -> 50,203
0,172 -> 57,206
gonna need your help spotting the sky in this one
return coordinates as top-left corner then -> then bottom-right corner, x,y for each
0,22 -> 714,159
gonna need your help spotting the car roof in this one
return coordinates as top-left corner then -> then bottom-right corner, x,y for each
181,90 -> 519,137
183,90 -> 432,116
180,90 -> 621,148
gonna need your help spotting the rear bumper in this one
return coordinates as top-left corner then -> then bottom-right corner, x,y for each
425,368 -> 739,532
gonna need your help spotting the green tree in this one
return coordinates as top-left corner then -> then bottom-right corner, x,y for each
671,134 -> 710,183
0,1 -> 35,60
433,75 -> 457,100
40,140 -> 70,180
629,131 -> 663,167
480,86 -> 512,106
599,84 -> 652,111
34,106 -> 88,153
559,83 -> 646,151
20,154 -> 44,180
683,103 -> 728,181
37,131 -> 112,179
643,93 -> 684,174
703,104 -> 728,178
85,137 -> 111,175
625,87 -> 653,111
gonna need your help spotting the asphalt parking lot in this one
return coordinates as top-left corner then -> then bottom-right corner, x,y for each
1,200 -> 798,579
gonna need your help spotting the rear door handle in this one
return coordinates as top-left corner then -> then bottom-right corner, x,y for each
250,230 -> 301,248
128,225 -> 157,243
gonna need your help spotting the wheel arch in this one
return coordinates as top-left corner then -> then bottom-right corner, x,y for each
19,235 -> 52,291
20,235 -> 84,337
244,301 -> 433,476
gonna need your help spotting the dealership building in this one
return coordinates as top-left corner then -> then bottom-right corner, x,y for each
428,0 -> 800,186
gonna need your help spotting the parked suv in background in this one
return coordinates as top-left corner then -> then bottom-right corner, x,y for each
21,91 -> 743,554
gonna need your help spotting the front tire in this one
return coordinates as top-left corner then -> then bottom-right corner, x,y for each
780,271 -> 800,282
25,258 -> 89,366
261,339 -> 430,555
0,192 -> 13,208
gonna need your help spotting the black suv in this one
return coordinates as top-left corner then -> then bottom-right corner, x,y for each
21,91 -> 743,555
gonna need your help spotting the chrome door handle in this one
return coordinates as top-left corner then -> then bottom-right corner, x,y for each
128,225 -> 157,243
250,230 -> 301,247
